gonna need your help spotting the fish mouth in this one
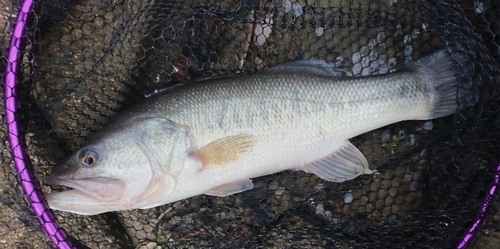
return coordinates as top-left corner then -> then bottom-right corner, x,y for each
47,176 -> 124,202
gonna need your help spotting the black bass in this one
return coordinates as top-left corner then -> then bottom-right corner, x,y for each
46,50 -> 461,215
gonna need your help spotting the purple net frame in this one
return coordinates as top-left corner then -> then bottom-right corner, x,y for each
456,163 -> 500,249
1,1 -> 498,249
4,0 -> 73,248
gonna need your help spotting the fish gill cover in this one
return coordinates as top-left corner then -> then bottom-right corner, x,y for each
0,0 -> 499,248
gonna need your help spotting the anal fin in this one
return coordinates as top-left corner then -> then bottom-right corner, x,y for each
296,141 -> 375,182
204,179 -> 254,197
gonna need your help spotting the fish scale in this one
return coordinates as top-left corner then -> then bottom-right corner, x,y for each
45,49 -> 463,215
141,69 -> 429,143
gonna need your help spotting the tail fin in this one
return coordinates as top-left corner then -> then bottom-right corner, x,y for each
414,49 -> 463,119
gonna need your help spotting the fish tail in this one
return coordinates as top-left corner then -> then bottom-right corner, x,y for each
414,49 -> 464,119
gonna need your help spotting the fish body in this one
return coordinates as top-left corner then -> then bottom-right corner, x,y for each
46,50 -> 461,215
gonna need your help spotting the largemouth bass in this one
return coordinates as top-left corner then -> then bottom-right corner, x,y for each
46,50 -> 462,215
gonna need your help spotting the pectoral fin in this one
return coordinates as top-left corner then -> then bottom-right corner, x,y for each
296,141 -> 375,182
204,179 -> 254,196
194,134 -> 256,168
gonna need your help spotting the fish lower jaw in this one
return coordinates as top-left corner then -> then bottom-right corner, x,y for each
46,190 -> 129,215
47,176 -> 125,202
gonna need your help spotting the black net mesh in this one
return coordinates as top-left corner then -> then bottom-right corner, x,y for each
1,0 -> 499,248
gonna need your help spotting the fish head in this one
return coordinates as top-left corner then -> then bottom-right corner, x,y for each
45,117 -> 191,215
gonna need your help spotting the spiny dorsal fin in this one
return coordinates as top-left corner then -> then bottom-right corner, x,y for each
194,134 -> 256,168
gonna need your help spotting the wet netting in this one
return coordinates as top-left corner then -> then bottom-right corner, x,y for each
1,0 -> 499,248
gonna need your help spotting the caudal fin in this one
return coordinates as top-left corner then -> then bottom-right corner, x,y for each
414,49 -> 464,119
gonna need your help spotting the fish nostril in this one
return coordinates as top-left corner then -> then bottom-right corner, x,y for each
51,167 -> 64,177
51,160 -> 79,177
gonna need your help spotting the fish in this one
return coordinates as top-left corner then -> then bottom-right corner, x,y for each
45,49 -> 462,215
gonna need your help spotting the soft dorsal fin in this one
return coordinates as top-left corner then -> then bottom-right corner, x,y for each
268,59 -> 350,77
194,134 -> 256,168
295,141 -> 375,182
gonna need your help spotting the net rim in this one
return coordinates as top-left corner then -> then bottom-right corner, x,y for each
1,1 -> 498,248
4,0 -> 73,248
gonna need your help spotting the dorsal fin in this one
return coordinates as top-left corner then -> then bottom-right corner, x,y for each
268,59 -> 350,77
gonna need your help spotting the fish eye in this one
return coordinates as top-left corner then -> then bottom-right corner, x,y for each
79,149 -> 99,167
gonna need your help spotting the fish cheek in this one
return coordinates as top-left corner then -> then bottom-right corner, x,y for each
115,144 -> 169,207
132,171 -> 178,209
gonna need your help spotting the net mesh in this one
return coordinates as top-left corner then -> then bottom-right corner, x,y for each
1,0 -> 499,248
